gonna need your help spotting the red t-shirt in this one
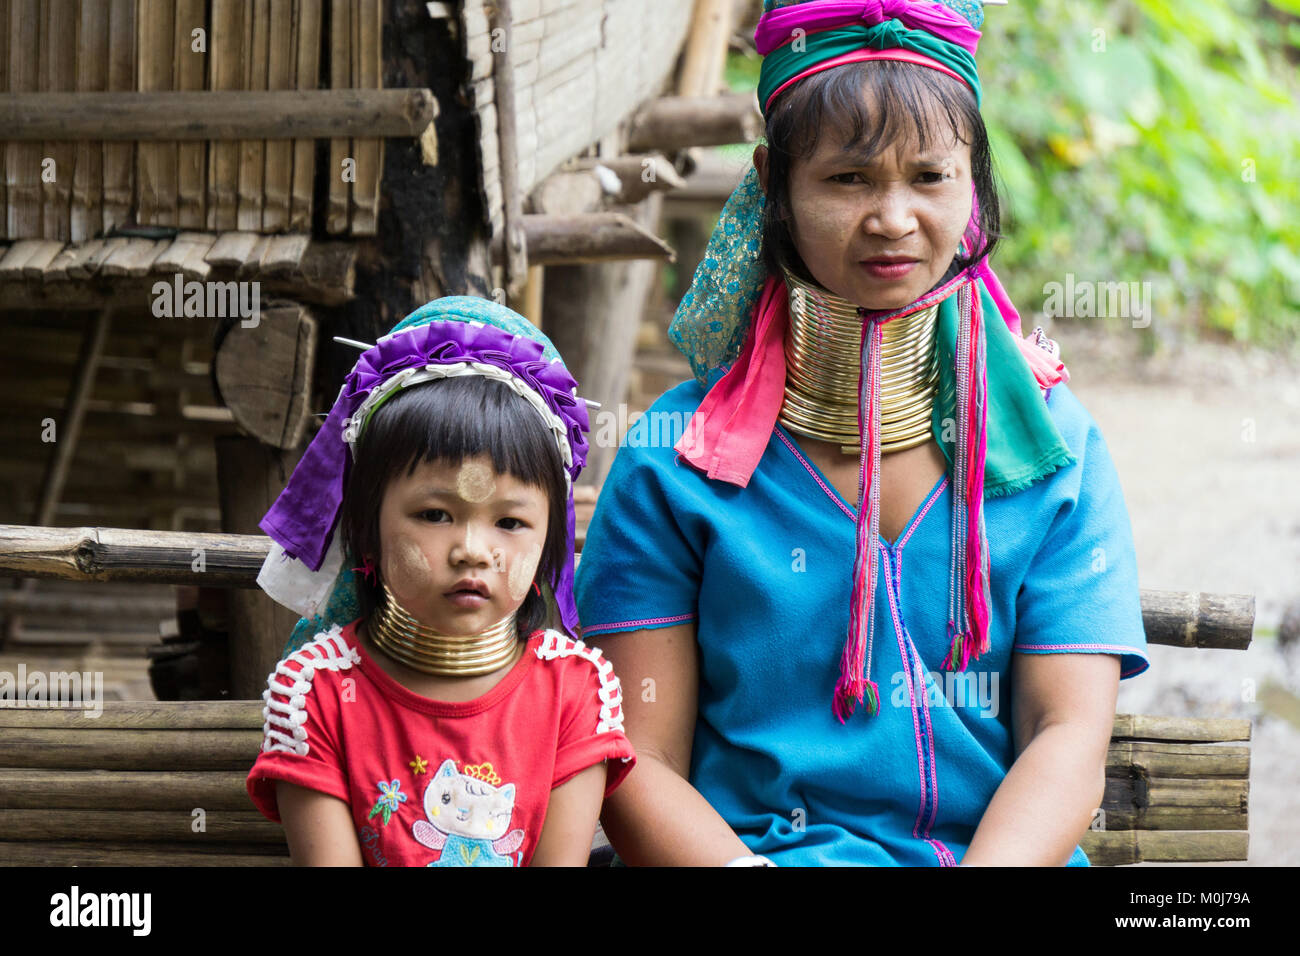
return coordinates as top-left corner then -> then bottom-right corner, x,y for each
246,621 -> 635,867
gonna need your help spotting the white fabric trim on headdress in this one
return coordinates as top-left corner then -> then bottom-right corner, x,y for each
341,361 -> 574,493
257,533 -> 346,619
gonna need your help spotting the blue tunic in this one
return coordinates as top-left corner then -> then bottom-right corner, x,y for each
575,376 -> 1149,866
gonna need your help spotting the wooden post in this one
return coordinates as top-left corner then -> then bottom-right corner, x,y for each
542,193 -> 667,485
214,437 -> 305,701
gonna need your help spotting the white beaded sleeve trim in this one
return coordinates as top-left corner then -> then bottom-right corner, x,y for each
534,630 -> 625,736
341,361 -> 573,491
260,625 -> 361,757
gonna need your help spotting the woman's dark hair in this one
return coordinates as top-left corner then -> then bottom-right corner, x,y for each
339,374 -> 569,637
761,59 -> 1002,287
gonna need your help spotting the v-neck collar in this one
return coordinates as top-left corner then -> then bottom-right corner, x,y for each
772,422 -> 949,549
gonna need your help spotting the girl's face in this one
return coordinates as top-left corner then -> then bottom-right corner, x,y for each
373,455 -> 549,636
766,104 -> 973,312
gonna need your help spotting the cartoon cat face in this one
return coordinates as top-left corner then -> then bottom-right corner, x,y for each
422,759 -> 516,840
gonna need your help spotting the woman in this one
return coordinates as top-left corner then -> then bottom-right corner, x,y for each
574,0 -> 1149,866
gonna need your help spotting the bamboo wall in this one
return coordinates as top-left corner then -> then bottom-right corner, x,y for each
461,0 -> 695,239
0,0 -> 383,241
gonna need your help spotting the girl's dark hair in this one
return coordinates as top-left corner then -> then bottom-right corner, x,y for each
339,375 -> 569,638
761,59 -> 1002,288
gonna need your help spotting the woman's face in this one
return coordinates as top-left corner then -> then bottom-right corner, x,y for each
768,102 -> 973,312
373,455 -> 549,636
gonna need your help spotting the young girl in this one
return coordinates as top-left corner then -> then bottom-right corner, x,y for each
246,296 -> 634,867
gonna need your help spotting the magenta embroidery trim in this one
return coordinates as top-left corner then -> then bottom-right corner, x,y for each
584,612 -> 696,633
881,549 -> 930,842
774,429 -> 855,522
897,476 -> 949,551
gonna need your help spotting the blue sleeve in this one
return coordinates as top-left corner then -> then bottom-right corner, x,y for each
575,404 -> 703,638
1013,400 -> 1150,679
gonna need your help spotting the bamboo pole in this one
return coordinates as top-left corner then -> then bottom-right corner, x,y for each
237,0 -> 270,232
349,0 -> 382,235
0,90 -> 437,140
136,0 -> 177,227
0,700 -> 262,730
1079,829 -> 1248,866
289,0 -> 322,231
0,728 -> 263,771
518,212 -> 675,265
0,809 -> 286,843
0,770 -> 252,810
71,0 -> 109,242
262,0 -> 295,232
175,0 -> 208,229
676,0 -> 733,98
102,0 -> 136,234
326,0 -> 351,234
40,0 -> 77,241
491,0 -> 527,304
1112,713 -> 1252,743
626,93 -> 763,152
207,0 -> 245,231
5,0 -> 41,239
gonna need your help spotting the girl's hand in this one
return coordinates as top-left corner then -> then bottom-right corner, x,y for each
530,763 -> 607,866
276,780 -> 365,866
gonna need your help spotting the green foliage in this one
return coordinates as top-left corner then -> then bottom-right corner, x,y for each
725,0 -> 1300,348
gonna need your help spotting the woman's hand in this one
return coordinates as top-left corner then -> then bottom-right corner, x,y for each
596,621 -> 754,865
960,652 -> 1119,866
276,780 -> 364,866
530,763 -> 607,866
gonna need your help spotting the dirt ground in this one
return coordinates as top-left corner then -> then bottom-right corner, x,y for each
1050,320 -> 1300,866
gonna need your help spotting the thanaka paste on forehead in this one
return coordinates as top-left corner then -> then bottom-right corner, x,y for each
456,461 -> 496,503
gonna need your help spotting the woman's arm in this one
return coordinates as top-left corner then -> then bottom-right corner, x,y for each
596,622 -> 753,866
530,763 -> 606,866
275,781 -> 365,866
960,652 -> 1119,866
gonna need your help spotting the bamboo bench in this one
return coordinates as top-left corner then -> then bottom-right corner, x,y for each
0,523 -> 1255,866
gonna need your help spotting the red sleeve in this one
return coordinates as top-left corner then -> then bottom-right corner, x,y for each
245,630 -> 356,822
550,639 -> 637,797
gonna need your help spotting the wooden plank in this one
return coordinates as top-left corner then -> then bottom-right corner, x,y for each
259,234 -> 310,273
39,0 -> 76,241
237,0 -> 271,232
102,0 -> 137,234
99,237 -> 170,277
0,770 -> 253,810
262,0 -> 295,232
289,0 -> 322,231
207,0 -> 245,231
1079,829 -> 1249,866
175,0 -> 208,228
326,0 -> 351,234
71,0 -> 110,242
152,231 -> 215,275
0,840 -> 290,867
205,230 -> 261,267
72,236 -> 127,278
0,809 -> 285,843
18,239 -> 63,277
40,242 -> 83,281
0,238 -> 43,278
1112,714 -> 1252,743
0,728 -> 263,771
178,232 -> 217,279
136,0 -> 177,227
350,0 -> 382,235
236,234 -> 270,277
5,0 -> 41,239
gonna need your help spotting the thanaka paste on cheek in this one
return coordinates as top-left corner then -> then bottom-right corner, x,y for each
384,537 -> 431,602
456,461 -> 496,503
507,542 -> 542,602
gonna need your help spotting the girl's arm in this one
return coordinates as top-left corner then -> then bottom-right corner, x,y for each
960,652 -> 1119,866
595,622 -> 753,866
275,781 -> 365,866
530,763 -> 606,866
